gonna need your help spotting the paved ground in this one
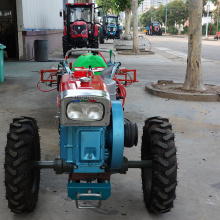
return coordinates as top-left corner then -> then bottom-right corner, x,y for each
0,36 -> 220,220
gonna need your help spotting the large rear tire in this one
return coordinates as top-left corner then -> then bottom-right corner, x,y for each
62,36 -> 70,58
93,36 -> 99,48
141,117 -> 177,213
5,117 -> 41,213
100,31 -> 104,44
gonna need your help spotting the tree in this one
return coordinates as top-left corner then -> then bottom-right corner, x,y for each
154,4 -> 166,24
132,0 -> 139,53
96,0 -> 115,14
113,0 -> 131,35
139,7 -> 154,28
167,0 -> 188,32
183,0 -> 205,91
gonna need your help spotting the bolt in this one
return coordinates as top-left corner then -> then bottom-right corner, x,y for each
100,165 -> 105,169
88,189 -> 92,194
88,154 -> 92,159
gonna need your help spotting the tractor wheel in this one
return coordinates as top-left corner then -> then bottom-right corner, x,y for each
62,36 -> 70,58
100,32 -> 104,44
141,117 -> 177,213
94,36 -> 99,48
5,117 -> 41,213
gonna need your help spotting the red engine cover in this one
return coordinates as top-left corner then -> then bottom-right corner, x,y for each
71,21 -> 88,39
57,73 -> 109,107
59,73 -> 109,93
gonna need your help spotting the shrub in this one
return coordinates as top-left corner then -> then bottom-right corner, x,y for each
181,26 -> 188,34
167,27 -> 178,34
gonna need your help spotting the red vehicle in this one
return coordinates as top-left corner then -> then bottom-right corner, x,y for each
214,31 -> 220,40
149,21 -> 162,36
61,3 -> 99,57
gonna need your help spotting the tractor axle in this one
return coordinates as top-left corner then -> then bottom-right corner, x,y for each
30,157 -> 152,175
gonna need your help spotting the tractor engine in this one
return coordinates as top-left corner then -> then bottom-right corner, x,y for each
58,70 -> 137,206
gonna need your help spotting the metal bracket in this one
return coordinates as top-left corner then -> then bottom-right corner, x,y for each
75,191 -> 102,209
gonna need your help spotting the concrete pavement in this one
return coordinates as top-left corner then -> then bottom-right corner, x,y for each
0,38 -> 220,220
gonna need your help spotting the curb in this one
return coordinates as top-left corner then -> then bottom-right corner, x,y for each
145,82 -> 220,102
117,50 -> 154,55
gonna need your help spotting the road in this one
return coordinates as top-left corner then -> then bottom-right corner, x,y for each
0,36 -> 220,220
144,35 -> 220,63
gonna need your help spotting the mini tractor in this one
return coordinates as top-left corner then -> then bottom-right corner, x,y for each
61,3 -> 100,57
4,49 -> 177,213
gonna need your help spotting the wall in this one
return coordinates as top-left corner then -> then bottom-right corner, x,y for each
23,31 -> 63,60
16,0 -> 64,60
21,0 -> 63,31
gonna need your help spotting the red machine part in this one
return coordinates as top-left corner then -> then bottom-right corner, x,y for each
94,24 -> 98,37
38,51 -> 138,107
69,172 -> 110,182
71,21 -> 88,39
114,68 -> 138,107
59,73 -> 109,93
215,31 -> 220,39
115,69 -> 138,86
37,69 -> 57,92
154,26 -> 159,32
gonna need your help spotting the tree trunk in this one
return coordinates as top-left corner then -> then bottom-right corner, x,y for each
183,0 -> 205,91
132,0 -> 139,53
125,7 -> 131,35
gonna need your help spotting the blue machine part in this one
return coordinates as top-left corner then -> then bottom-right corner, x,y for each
68,181 -> 111,200
110,100 -> 124,169
60,126 -> 108,173
107,25 -> 116,38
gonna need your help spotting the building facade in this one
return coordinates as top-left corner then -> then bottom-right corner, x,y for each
0,0 -> 67,60
138,0 -> 176,15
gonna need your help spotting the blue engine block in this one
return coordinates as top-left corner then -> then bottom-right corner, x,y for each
60,125 -> 109,173
59,100 -> 124,201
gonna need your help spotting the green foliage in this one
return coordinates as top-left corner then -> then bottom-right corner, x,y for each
167,0 -> 188,27
212,0 -> 219,5
181,26 -> 189,34
113,0 -> 144,14
167,27 -> 178,34
113,0 -> 131,13
202,23 -> 217,35
96,0 -> 115,14
139,6 -> 154,27
154,4 -> 166,24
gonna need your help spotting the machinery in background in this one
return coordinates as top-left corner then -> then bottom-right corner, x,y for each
61,3 -> 100,57
100,15 -> 122,44
146,21 -> 162,36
